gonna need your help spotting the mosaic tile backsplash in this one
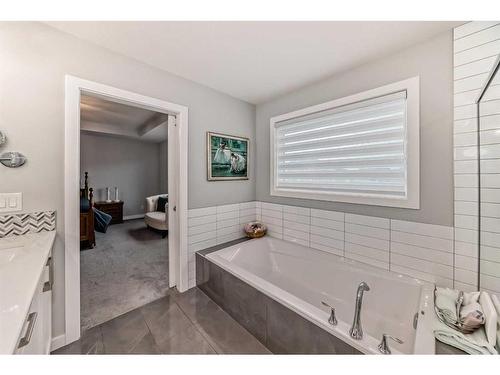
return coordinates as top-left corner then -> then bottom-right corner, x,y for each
0,211 -> 56,238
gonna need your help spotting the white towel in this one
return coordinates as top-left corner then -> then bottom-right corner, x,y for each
434,288 -> 498,354
491,294 -> 500,349
479,292 -> 498,346
464,291 -> 480,305
435,287 -> 459,324
460,302 -> 484,320
434,318 -> 498,355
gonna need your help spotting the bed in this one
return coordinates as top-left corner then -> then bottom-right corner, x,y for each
80,172 -> 95,249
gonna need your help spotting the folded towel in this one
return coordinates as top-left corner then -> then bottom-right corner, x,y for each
460,302 -> 484,319
460,302 -> 485,334
434,287 -> 498,354
435,287 -> 459,325
464,291 -> 480,305
492,294 -> 500,322
460,311 -> 485,334
434,319 -> 498,355
479,292 -> 498,346
488,294 -> 500,349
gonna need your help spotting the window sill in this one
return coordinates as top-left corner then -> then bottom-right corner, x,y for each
270,187 -> 419,209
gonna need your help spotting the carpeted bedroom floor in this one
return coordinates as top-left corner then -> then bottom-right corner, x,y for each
80,219 -> 169,331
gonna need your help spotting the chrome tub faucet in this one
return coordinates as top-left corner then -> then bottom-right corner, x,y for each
349,281 -> 370,340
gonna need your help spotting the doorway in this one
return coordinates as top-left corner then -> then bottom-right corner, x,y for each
64,76 -> 188,346
79,95 -> 170,330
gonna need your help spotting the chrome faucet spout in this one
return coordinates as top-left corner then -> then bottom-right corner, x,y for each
349,281 -> 370,340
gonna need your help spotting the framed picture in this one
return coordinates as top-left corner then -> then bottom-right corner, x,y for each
207,132 -> 249,181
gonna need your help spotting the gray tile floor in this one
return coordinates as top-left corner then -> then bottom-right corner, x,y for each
53,287 -> 271,354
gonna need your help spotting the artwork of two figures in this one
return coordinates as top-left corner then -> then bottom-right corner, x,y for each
207,132 -> 249,181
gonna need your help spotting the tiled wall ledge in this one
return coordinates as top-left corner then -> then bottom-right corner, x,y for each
188,201 -> 459,291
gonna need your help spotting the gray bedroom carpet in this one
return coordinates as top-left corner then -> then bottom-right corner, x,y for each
80,219 -> 169,331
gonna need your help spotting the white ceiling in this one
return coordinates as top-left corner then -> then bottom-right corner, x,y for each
48,21 -> 462,104
80,95 -> 168,142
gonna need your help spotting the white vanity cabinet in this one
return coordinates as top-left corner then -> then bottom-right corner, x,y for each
14,254 -> 53,354
0,231 -> 55,354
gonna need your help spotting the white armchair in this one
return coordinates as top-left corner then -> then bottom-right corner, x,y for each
144,194 -> 168,236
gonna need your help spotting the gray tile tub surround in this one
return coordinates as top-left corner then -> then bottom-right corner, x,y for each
196,251 -> 361,354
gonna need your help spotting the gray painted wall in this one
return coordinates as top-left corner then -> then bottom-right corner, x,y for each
255,31 -> 454,226
0,22 -> 255,338
159,140 -> 168,192
80,133 -> 163,217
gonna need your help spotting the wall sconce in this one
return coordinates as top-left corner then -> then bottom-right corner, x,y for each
1,152 -> 27,168
0,130 -> 27,168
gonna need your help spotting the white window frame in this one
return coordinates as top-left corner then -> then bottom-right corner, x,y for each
270,76 -> 420,209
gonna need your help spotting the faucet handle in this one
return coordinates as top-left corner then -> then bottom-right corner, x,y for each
378,334 -> 403,354
321,301 -> 338,326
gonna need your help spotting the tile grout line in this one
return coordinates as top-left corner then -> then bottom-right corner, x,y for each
140,307 -> 164,354
453,22 -> 500,42
173,297 -> 221,354
389,220 -> 392,272
343,212 -> 346,258
454,35 -> 500,54
97,325 -> 105,354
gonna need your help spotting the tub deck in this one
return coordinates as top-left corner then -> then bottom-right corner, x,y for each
196,236 -> 452,355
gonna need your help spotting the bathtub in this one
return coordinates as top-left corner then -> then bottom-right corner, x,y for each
203,236 -> 436,354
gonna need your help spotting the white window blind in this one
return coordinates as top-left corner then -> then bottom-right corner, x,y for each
274,91 -> 408,200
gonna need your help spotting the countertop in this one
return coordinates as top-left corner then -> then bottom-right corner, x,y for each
0,231 -> 56,354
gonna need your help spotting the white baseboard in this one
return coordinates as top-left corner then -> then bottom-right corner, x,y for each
50,334 -> 66,352
123,214 -> 145,221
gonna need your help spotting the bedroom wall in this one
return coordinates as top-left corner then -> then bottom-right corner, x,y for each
255,31 -> 454,226
0,21 -> 255,339
159,140 -> 168,193
80,133 -> 163,217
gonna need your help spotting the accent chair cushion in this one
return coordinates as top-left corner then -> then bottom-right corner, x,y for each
157,196 -> 168,212
145,211 -> 168,231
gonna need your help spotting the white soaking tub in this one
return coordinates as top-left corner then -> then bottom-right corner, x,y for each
205,236 -> 436,354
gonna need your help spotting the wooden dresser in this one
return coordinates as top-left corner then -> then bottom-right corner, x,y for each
94,201 -> 124,225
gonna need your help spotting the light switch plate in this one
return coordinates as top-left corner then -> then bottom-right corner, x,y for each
0,193 -> 22,213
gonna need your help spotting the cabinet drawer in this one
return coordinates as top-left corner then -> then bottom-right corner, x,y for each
15,277 -> 43,354
14,254 -> 52,355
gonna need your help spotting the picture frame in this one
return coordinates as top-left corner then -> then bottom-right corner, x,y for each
207,132 -> 249,181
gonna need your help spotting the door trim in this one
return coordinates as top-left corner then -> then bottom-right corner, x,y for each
64,75 -> 189,345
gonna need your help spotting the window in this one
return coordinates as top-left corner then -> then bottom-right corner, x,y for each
270,77 -> 419,209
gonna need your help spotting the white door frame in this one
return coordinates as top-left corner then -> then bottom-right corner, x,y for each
64,75 -> 189,345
